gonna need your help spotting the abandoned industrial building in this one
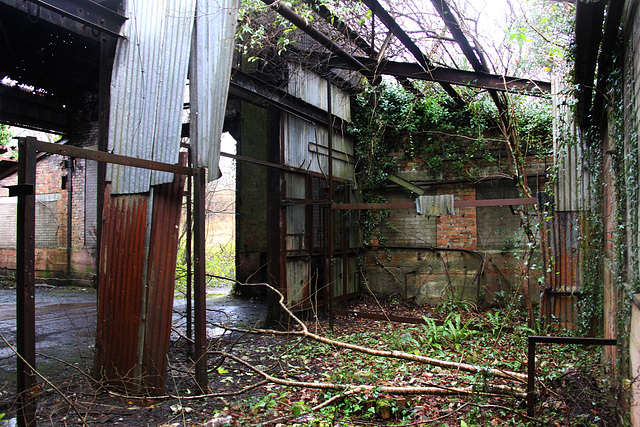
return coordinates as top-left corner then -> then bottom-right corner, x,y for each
0,0 -> 639,425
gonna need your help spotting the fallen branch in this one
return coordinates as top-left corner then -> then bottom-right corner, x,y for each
212,276 -> 527,383
210,350 -> 526,398
0,332 -> 90,427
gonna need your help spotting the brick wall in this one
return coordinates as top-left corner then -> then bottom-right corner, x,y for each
436,183 -> 477,249
0,152 -> 96,278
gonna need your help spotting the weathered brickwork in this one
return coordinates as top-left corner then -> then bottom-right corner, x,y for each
436,184 -> 477,250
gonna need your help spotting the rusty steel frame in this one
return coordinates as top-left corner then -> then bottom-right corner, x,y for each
15,138 -> 207,416
15,137 -> 37,427
331,197 -> 537,210
527,336 -> 617,417
360,0 -> 464,105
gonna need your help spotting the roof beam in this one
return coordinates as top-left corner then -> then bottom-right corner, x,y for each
360,0 -> 465,105
0,0 -> 126,39
327,56 -> 551,95
261,0 -> 377,81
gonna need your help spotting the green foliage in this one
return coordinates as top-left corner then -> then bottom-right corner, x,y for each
503,0 -> 575,75
174,239 -> 236,294
0,125 -> 13,157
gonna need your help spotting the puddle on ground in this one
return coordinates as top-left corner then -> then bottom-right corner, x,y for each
0,285 -> 267,384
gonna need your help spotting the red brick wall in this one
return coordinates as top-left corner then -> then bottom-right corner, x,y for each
436,183 -> 477,250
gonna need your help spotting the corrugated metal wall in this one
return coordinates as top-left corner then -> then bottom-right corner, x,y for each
94,189 -> 148,388
540,211 -> 581,329
140,170 -> 186,393
94,167 -> 185,393
108,0 -> 195,194
190,0 -> 240,180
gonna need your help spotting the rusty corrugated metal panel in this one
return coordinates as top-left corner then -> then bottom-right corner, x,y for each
94,186 -> 149,388
541,211 -> 581,329
190,0 -> 240,181
108,0 -> 195,194
141,157 -> 186,393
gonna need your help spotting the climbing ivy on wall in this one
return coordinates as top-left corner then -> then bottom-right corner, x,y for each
349,81 -> 553,248
350,81 -> 552,192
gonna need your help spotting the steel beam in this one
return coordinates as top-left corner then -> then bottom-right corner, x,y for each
261,0 -> 376,80
327,57 -> 550,95
34,140 -> 195,176
0,0 -> 126,39
430,0 -> 485,71
331,198 -> 537,210
360,0 -> 464,104
16,137 -> 37,427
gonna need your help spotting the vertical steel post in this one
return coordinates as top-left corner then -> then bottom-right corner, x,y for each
527,337 -> 535,417
186,147 -> 193,342
97,34 -> 116,279
16,137 -> 37,427
66,157 -> 73,277
193,167 -> 207,390
326,79 -> 334,330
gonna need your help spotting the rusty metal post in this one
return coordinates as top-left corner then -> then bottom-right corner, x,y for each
186,147 -> 193,342
193,167 -> 207,391
66,157 -> 73,277
16,137 -> 37,427
527,336 -> 617,417
527,336 -> 536,417
326,79 -> 334,330
97,34 -> 116,280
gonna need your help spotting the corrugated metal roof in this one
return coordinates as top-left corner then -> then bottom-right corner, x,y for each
108,0 -> 196,194
190,0 -> 240,181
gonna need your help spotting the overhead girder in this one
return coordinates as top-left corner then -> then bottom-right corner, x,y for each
327,56 -> 551,96
359,0 -> 465,105
0,0 -> 126,40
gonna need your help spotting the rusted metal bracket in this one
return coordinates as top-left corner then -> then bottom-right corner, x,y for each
527,336 -> 617,417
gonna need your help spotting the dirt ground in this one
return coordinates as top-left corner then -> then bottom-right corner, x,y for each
0,285 -> 622,426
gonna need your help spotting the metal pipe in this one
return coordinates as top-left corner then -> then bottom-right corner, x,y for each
261,0 -> 376,80
327,79 -> 334,330
186,147 -> 193,342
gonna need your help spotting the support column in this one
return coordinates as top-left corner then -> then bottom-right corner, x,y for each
16,137 -> 37,427
193,167 -> 207,390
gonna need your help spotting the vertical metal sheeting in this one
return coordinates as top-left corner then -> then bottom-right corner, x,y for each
141,166 -> 186,393
190,0 -> 240,181
540,211 -> 581,329
108,0 -> 195,194
94,187 -> 149,388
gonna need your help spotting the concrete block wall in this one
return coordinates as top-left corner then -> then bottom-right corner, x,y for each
360,247 -> 536,306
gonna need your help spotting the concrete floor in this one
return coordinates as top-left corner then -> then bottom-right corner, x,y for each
0,284 -> 266,388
